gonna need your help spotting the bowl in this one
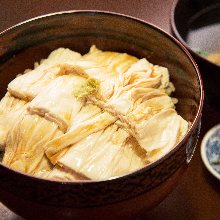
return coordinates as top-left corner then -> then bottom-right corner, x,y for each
201,124 -> 220,181
171,0 -> 220,109
0,11 -> 203,220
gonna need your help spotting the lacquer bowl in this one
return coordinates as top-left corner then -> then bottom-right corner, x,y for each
0,11 -> 203,220
171,0 -> 220,108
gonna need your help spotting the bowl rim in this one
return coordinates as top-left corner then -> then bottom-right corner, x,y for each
201,124 -> 220,181
0,10 -> 204,185
170,0 -> 220,69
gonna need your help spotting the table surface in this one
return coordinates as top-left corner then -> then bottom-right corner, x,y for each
0,0 -> 220,219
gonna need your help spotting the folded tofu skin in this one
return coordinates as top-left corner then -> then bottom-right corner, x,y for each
0,45 -> 189,181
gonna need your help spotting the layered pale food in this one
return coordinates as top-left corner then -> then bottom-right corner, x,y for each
0,46 -> 188,181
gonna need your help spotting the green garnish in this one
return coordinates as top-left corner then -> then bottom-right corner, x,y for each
196,50 -> 208,57
74,78 -> 100,99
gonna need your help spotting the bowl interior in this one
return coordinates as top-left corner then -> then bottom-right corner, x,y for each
0,11 -> 202,124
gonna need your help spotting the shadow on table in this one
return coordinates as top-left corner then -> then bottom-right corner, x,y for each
202,166 -> 220,193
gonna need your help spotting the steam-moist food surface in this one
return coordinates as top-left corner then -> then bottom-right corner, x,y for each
0,45 -> 189,181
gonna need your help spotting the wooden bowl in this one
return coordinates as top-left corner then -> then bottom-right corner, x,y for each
0,11 -> 203,220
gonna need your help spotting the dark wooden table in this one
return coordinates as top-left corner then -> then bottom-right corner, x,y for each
0,0 -> 220,219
